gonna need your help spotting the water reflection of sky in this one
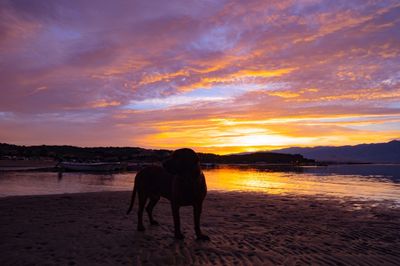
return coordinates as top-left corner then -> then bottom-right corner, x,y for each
205,166 -> 400,201
0,165 -> 399,202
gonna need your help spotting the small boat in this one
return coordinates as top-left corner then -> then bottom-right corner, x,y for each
58,162 -> 126,172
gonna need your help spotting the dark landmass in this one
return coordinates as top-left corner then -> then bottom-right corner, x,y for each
273,140 -> 400,163
0,143 -> 314,165
198,152 -> 314,164
3,140 -> 399,166
0,143 -> 171,166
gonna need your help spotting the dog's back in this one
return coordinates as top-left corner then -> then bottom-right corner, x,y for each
135,165 -> 173,199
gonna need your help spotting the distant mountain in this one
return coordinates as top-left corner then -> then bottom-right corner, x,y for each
273,140 -> 400,163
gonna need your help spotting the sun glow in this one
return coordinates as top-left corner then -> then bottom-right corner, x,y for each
133,114 -> 400,154
213,134 -> 314,147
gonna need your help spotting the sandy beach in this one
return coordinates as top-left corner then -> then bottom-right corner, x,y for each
1,191 -> 399,265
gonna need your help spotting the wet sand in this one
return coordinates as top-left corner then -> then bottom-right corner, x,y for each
0,191 -> 399,265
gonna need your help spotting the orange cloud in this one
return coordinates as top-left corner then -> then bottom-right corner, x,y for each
90,100 -> 121,108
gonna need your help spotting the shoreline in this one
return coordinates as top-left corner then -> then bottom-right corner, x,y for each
2,189 -> 400,205
2,158 -> 400,173
1,191 -> 399,265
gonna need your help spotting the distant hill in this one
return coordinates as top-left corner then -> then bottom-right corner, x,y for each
199,152 -> 314,164
0,143 -> 313,165
0,143 -> 170,163
273,140 -> 400,163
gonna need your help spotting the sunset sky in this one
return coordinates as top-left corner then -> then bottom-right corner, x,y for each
0,0 -> 399,154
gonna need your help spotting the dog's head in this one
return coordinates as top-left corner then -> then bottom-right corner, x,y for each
163,148 -> 201,178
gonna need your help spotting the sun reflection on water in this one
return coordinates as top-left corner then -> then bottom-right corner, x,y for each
203,166 -> 400,201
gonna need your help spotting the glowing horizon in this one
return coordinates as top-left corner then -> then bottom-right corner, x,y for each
0,0 -> 399,154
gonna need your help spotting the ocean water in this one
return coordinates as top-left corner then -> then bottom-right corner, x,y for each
0,165 -> 399,202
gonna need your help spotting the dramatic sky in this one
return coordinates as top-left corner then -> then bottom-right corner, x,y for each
1,0 -> 399,154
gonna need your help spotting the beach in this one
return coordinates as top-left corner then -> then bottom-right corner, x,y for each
1,191 -> 399,265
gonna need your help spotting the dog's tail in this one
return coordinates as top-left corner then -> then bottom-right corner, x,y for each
126,175 -> 138,215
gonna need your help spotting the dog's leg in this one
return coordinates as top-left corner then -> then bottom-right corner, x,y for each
171,203 -> 184,239
146,196 -> 160,225
193,203 -> 210,241
137,192 -> 147,231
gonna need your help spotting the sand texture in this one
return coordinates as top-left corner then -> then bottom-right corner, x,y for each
1,191 -> 399,265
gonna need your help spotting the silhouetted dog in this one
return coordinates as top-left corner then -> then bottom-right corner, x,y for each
126,148 -> 209,240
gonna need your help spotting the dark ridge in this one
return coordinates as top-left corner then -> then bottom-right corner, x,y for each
273,140 -> 400,163
0,143 -> 314,164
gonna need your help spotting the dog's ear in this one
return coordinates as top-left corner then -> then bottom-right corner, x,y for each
162,158 -> 178,175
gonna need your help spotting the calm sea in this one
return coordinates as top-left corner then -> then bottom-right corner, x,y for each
0,164 -> 399,202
